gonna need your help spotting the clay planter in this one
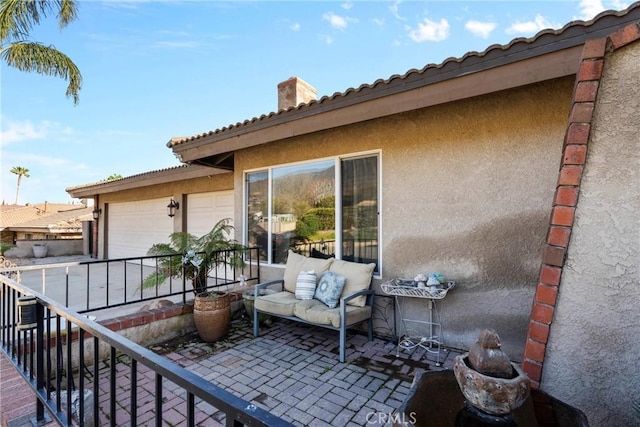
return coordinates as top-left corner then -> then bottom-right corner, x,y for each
193,291 -> 230,342
453,354 -> 530,416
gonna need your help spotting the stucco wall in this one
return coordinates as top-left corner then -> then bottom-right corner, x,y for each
94,173 -> 234,257
540,43 -> 640,425
235,77 -> 574,358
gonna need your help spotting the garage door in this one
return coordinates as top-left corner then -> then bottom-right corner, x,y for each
187,191 -> 234,237
108,199 -> 174,259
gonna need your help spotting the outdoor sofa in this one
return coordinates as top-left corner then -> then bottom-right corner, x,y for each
252,250 -> 376,363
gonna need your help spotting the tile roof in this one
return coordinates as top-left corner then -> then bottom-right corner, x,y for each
11,206 -> 93,231
167,2 -> 640,149
0,203 -> 84,228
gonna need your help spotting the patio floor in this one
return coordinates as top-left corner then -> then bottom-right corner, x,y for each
1,314 -> 463,427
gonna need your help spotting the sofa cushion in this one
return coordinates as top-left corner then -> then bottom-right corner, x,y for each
295,270 -> 317,300
314,271 -> 346,309
283,250 -> 333,293
254,291 -> 298,317
294,299 -> 373,328
329,259 -> 376,307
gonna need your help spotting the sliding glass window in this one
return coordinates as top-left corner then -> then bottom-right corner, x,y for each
246,153 -> 379,272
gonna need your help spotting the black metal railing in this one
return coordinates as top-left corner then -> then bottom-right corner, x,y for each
291,239 -> 379,271
0,274 -> 292,426
0,247 -> 261,314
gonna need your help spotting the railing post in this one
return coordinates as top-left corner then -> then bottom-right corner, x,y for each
35,299 -> 46,423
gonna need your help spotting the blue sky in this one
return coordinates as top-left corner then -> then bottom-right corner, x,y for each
0,0 -> 632,204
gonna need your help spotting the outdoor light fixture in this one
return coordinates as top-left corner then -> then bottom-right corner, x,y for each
167,199 -> 180,217
92,207 -> 102,220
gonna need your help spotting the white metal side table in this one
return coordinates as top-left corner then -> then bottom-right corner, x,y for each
381,279 -> 455,366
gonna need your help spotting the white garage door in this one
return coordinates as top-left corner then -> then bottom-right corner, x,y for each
108,199 -> 174,259
187,191 -> 234,237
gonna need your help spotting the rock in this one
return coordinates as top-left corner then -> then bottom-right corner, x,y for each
468,329 -> 512,379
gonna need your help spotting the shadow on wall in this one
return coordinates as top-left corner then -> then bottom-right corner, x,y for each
385,210 -> 550,358
386,210 -> 549,289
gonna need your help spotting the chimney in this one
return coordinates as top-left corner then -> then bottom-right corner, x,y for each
277,77 -> 317,111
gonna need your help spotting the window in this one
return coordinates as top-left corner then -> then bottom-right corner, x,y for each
246,153 -> 379,272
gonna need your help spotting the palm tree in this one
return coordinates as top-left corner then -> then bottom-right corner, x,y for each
0,0 -> 82,105
10,166 -> 29,205
143,218 -> 246,296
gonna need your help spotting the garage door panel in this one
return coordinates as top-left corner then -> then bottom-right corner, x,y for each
187,191 -> 234,238
108,199 -> 173,259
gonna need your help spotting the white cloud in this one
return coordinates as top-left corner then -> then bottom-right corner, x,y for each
323,12 -> 349,30
290,22 -> 301,31
372,18 -> 385,26
576,0 -> 606,20
610,1 -> 632,10
0,120 -> 46,145
389,0 -> 404,20
0,118 -> 75,146
506,14 -> 558,35
465,20 -> 497,39
341,2 -> 353,10
408,18 -> 450,42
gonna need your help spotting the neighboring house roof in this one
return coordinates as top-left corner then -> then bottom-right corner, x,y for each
0,203 -> 83,229
3,206 -> 93,233
167,3 -> 640,166
66,163 -> 226,199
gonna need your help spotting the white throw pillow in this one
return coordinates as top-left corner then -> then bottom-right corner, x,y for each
295,270 -> 317,300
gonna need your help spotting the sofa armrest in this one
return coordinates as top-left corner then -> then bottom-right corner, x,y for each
341,288 -> 375,306
254,280 -> 284,297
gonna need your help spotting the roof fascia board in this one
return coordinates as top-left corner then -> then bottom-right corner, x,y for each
67,165 -> 229,198
175,46 -> 582,163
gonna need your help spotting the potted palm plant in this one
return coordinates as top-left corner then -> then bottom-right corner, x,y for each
143,218 -> 246,342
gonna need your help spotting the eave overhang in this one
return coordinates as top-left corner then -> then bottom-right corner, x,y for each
169,4 -> 640,165
66,164 -> 227,199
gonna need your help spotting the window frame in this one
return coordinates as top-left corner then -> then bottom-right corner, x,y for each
243,150 -> 382,276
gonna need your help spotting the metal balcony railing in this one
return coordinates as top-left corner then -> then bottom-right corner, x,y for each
0,254 -> 292,426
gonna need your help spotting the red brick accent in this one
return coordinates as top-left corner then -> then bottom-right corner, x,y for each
542,245 -> 565,267
609,22 -> 640,50
582,38 -> 607,59
524,339 -> 546,363
554,186 -> 579,207
522,360 -> 543,384
540,265 -> 562,286
547,226 -> 571,247
574,80 -> 599,102
568,102 -> 595,123
563,145 -> 587,165
535,284 -> 558,306
531,303 -> 554,324
528,321 -> 550,343
565,123 -> 590,144
551,206 -> 575,227
577,59 -> 604,80
557,165 -> 583,186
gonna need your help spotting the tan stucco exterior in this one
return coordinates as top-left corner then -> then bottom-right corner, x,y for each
235,77 -> 575,358
94,173 -> 233,258
541,41 -> 640,425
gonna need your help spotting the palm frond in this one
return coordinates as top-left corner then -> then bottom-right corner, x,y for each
0,0 -> 77,43
1,41 -> 82,104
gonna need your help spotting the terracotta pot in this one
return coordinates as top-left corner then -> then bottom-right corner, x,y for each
193,291 -> 230,342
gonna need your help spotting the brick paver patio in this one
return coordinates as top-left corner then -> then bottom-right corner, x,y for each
1,314 -> 461,427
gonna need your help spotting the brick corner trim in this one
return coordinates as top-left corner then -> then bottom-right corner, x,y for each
523,22 -> 640,389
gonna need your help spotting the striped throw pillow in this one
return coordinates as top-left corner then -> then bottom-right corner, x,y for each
295,270 -> 317,300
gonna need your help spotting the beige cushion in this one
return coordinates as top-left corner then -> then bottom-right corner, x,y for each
329,259 -> 376,307
283,250 -> 333,293
293,299 -> 372,328
254,291 -> 298,317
